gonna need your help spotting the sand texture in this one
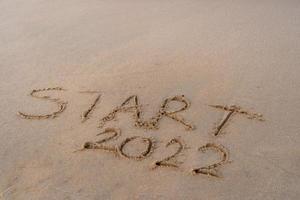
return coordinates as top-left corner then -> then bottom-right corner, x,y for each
0,0 -> 300,199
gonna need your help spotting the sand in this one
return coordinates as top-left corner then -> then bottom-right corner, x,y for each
1,0 -> 300,199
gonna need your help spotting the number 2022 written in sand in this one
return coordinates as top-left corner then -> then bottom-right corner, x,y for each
17,87 -> 265,178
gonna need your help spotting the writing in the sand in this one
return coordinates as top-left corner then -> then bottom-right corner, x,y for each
18,87 -> 265,178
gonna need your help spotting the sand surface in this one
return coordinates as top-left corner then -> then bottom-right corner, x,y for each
1,0 -> 300,199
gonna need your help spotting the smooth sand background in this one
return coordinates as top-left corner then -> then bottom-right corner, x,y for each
1,0 -> 300,199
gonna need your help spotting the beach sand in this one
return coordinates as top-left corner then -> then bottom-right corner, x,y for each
0,0 -> 300,199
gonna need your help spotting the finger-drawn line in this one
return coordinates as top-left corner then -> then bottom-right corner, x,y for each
192,143 -> 230,178
117,136 -> 154,160
153,138 -> 184,169
99,95 -> 195,131
81,128 -> 121,153
81,94 -> 101,122
209,104 -> 265,136
30,87 -> 65,101
18,101 -> 67,119
18,87 -> 67,120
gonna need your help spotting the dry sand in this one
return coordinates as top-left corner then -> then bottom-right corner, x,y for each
1,0 -> 300,199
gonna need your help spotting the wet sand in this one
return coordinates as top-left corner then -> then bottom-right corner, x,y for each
0,0 -> 300,199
